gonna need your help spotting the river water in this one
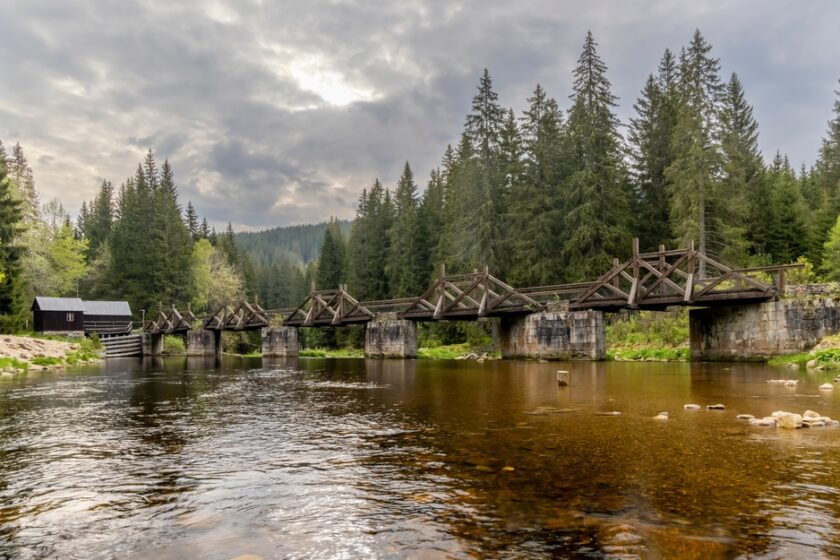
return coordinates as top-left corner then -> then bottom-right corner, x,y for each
0,357 -> 839,559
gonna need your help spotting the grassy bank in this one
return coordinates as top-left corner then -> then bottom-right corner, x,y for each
606,310 -> 690,362
768,334 -> 840,369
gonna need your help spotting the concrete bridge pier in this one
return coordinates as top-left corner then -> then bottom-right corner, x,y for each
690,297 -> 840,360
261,326 -> 299,357
142,333 -> 163,356
499,310 -> 606,360
186,329 -> 222,357
365,314 -> 418,358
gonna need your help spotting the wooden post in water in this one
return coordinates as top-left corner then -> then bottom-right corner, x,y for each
557,370 -> 569,386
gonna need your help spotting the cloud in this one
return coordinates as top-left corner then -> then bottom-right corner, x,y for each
0,0 -> 838,229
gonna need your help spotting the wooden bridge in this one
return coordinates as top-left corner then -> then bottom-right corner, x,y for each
145,240 -> 799,333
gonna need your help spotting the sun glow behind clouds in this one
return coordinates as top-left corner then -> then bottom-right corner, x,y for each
288,58 -> 379,107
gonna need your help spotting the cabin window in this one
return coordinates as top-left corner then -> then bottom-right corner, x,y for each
66,313 -> 75,322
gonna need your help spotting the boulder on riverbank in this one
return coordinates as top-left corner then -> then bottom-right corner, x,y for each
0,335 -> 100,373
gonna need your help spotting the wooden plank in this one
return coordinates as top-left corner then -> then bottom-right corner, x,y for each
684,272 -> 694,302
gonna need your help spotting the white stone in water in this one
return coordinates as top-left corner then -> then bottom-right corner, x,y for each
736,414 -> 755,421
767,379 -> 799,386
653,413 -> 668,421
803,420 -> 826,428
803,410 -> 821,420
819,383 -> 834,390
683,404 -> 701,410
776,412 -> 803,429
807,359 -> 819,369
707,404 -> 726,410
828,420 -> 840,428
750,417 -> 777,427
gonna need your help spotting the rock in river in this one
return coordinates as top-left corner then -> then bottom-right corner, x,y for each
683,404 -> 701,410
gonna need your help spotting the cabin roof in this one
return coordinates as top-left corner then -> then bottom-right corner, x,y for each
32,297 -> 85,312
83,300 -> 133,317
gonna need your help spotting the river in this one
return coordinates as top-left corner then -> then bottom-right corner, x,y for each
0,357 -> 838,559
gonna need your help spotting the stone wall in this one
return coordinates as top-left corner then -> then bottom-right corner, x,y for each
186,329 -> 221,357
142,333 -> 163,356
499,310 -> 606,360
365,315 -> 418,358
261,327 -> 299,357
690,297 -> 840,360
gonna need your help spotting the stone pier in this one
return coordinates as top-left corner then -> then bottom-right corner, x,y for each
261,327 -> 299,357
365,314 -> 418,358
142,333 -> 163,356
690,297 -> 840,361
499,310 -> 606,360
186,329 -> 222,357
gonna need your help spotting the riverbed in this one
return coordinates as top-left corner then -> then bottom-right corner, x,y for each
0,357 -> 838,558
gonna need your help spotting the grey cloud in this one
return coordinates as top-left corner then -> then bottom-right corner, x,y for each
1,0 -> 839,228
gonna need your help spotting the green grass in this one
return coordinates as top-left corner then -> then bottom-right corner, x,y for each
300,347 -> 365,358
770,347 -> 840,370
417,343 -> 472,360
0,357 -> 28,373
608,347 -> 690,362
30,356 -> 63,367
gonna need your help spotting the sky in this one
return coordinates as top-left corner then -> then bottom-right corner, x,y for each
1,0 -> 839,232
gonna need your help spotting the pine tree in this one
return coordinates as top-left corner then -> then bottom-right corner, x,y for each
765,154 -> 809,263
7,142 -> 39,224
0,154 -> 26,331
508,84 -> 566,284
811,83 -> 840,266
628,50 -> 679,251
185,202 -> 200,241
562,31 -> 631,280
717,72 -> 760,264
387,162 -> 427,297
666,30 -> 724,275
199,217 -> 211,239
316,219 -> 345,290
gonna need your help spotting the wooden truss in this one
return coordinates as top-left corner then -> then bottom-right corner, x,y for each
283,285 -> 375,327
401,265 -> 542,320
571,239 -> 791,310
145,304 -> 197,334
204,301 -> 269,331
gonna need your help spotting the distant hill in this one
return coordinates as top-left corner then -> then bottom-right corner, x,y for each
236,220 -> 352,268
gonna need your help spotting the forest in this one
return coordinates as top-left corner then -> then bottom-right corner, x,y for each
1,30 -> 840,340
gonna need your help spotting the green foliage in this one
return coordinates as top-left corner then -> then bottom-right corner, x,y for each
0,357 -> 28,372
299,347 -> 364,358
162,335 -> 186,354
417,343 -> 472,360
606,311 -> 689,347
608,347 -> 690,361
316,219 -> 345,290
0,144 -> 26,333
30,356 -> 62,366
822,215 -> 840,281
787,256 -> 816,285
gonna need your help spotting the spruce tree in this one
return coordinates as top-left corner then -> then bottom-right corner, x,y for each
666,30 -> 723,275
0,154 -> 26,332
811,83 -> 840,266
316,219 -> 345,290
716,72 -> 759,264
765,154 -> 809,263
387,162 -> 427,297
563,31 -> 631,280
185,202 -> 200,241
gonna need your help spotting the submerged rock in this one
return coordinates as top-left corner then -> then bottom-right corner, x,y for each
767,379 -> 799,386
750,417 -> 777,427
706,403 -> 726,410
683,404 -> 701,410
736,414 -> 755,421
807,359 -> 819,369
819,383 -> 834,390
653,412 -> 669,421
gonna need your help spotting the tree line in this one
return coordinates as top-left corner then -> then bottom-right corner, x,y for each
315,30 -> 840,305
3,29 -> 840,335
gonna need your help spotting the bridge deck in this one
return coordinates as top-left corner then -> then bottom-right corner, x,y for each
146,240 -> 800,333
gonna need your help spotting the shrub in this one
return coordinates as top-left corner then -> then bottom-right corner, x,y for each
163,335 -> 186,354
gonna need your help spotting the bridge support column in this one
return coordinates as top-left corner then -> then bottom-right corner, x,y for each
142,333 -> 163,356
261,327 -> 299,357
365,315 -> 418,358
499,310 -> 606,360
186,329 -> 222,357
690,297 -> 840,360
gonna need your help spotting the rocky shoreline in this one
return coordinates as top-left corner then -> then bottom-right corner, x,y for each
0,335 -> 102,374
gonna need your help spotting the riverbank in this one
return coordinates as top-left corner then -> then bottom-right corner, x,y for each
0,334 -> 102,374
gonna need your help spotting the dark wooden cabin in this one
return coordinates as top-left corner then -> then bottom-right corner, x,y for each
82,300 -> 133,335
31,297 -> 85,334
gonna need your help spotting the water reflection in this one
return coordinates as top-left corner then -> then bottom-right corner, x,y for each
0,358 -> 837,558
